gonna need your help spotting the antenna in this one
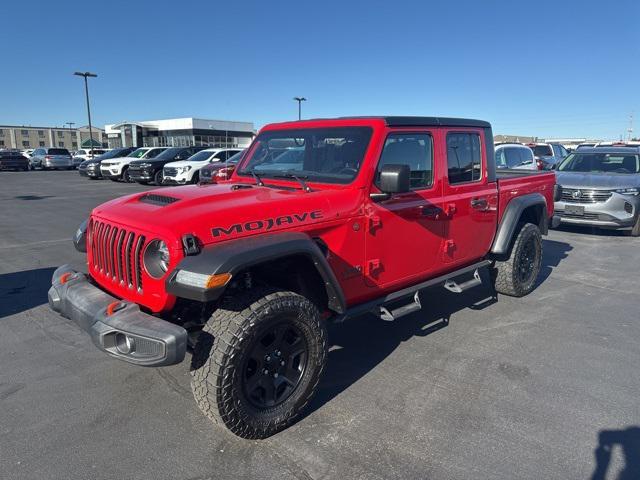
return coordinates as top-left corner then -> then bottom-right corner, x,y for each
627,112 -> 634,141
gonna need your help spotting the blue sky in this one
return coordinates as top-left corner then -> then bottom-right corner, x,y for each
1,0 -> 638,139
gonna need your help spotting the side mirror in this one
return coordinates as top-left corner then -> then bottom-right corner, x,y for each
379,164 -> 410,194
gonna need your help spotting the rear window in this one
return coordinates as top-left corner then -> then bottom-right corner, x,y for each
531,145 -> 553,157
48,148 -> 70,155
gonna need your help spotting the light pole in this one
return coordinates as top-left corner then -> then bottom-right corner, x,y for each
293,97 -> 307,120
65,122 -> 75,130
74,71 -> 97,149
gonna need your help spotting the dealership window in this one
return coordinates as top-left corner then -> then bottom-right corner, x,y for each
376,133 -> 433,189
0,129 -> 4,136
38,130 -> 44,137
72,141 -> 77,148
447,132 -> 482,184
22,141 -> 30,147
39,141 -> 45,147
21,130 -> 29,136
0,140 -> 4,146
58,141 -> 64,147
57,131 -> 64,137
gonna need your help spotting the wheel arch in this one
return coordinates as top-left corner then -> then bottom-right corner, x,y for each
490,193 -> 547,256
166,232 -> 346,314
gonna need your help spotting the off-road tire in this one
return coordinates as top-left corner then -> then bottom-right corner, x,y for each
190,288 -> 327,439
491,222 -> 542,297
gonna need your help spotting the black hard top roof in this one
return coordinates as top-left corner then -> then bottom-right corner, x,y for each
336,116 -> 491,128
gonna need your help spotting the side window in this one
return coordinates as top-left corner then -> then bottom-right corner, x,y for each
214,151 -> 228,161
552,145 -> 563,158
376,133 -> 433,190
520,148 -> 534,165
559,145 -> 569,158
447,133 -> 482,184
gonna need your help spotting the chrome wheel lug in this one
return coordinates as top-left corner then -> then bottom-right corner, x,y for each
280,360 -> 285,366
273,372 -> 279,378
265,355 -> 271,362
263,369 -> 269,375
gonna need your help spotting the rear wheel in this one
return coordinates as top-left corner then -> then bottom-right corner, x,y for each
491,223 -> 542,297
191,288 -> 327,439
154,170 -> 163,186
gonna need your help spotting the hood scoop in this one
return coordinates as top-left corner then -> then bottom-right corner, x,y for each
138,193 -> 180,206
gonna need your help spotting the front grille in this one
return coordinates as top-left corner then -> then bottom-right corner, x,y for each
89,219 -> 146,292
163,167 -> 177,177
561,188 -> 612,204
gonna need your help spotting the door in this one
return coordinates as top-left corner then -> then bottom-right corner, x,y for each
365,130 -> 445,289
441,130 -> 498,265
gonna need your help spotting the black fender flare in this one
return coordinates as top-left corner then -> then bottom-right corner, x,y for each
165,232 -> 346,313
490,193 -> 547,255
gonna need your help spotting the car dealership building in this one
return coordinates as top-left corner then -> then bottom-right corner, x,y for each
104,117 -> 255,149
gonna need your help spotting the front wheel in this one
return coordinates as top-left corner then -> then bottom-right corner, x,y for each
190,288 -> 327,439
626,215 -> 640,237
153,170 -> 163,186
122,168 -> 132,183
491,222 -> 542,297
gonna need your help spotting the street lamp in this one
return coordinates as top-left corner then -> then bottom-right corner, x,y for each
293,97 -> 307,120
74,71 -> 97,149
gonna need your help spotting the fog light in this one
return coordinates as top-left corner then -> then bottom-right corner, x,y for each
624,202 -> 633,214
115,333 -> 136,354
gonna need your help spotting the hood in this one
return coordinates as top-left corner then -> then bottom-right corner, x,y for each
164,159 -> 210,169
101,156 -> 132,164
91,182 -> 359,250
555,171 -> 640,189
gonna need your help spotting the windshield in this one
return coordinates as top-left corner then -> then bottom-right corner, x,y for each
238,127 -> 373,184
226,150 -> 244,164
49,148 -> 70,155
186,150 -> 216,162
531,145 -> 553,157
128,148 -> 150,158
152,147 -> 183,161
96,149 -> 128,160
557,153 -> 640,174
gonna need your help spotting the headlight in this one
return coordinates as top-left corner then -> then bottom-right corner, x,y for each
177,166 -> 192,173
74,219 -> 88,252
143,239 -> 170,278
615,188 -> 639,195
137,162 -> 151,168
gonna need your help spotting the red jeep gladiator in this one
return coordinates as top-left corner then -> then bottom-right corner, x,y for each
48,117 -> 559,438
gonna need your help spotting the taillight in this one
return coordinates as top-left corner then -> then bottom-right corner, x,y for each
45,155 -> 52,160
536,159 -> 544,170
216,166 -> 235,181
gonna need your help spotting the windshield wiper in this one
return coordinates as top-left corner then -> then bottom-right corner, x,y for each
248,169 -> 264,186
273,172 -> 311,192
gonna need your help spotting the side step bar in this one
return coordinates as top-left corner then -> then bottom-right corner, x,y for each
334,260 -> 491,323
443,269 -> 482,294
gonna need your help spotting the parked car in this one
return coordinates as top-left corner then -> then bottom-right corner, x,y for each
73,149 -> 108,166
495,143 -> 539,170
100,147 -> 167,182
78,147 -> 137,179
128,146 -> 208,185
162,148 -> 243,185
21,149 -> 34,158
0,150 -> 30,171
30,147 -> 73,170
527,142 -> 569,169
554,147 -> 640,235
199,150 -> 245,183
49,116 -> 558,439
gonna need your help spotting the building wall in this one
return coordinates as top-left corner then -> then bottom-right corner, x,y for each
0,126 -> 106,150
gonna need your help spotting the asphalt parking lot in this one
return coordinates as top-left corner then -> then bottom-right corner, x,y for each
1,170 -> 639,480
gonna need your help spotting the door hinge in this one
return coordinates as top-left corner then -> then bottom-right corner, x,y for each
367,259 -> 382,276
368,215 -> 382,232
443,240 -> 456,254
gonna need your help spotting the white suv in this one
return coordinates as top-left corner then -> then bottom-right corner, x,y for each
162,148 -> 243,185
495,143 -> 539,170
100,147 -> 167,182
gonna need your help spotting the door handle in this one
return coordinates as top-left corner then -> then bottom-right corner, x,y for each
418,206 -> 442,219
470,197 -> 488,210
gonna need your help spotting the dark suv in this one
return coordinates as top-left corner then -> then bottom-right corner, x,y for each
127,146 -> 208,185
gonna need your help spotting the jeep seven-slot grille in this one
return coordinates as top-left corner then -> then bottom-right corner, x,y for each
89,219 -> 146,292
561,188 -> 612,204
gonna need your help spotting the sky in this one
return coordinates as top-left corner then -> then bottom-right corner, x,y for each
1,0 -> 638,140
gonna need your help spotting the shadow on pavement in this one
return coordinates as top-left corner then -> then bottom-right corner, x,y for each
537,238 -> 573,285
554,224 -> 630,237
308,282 -> 497,417
0,267 -> 56,318
591,426 -> 640,480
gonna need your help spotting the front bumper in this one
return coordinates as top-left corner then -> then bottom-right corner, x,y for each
128,167 -> 154,181
162,176 -> 189,185
100,165 -> 123,178
48,265 -> 187,367
79,166 -> 102,177
555,195 -> 639,229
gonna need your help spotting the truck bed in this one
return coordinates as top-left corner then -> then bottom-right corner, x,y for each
495,170 -> 556,224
